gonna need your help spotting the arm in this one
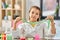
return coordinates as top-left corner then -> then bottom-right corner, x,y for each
50,20 -> 56,34
13,20 -> 17,30
13,17 -> 22,30
45,16 -> 56,35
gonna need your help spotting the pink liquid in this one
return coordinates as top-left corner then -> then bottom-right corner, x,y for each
34,34 -> 40,40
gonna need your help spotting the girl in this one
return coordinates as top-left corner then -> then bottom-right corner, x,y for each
13,6 -> 56,40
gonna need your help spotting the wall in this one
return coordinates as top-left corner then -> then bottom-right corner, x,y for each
26,0 -> 40,20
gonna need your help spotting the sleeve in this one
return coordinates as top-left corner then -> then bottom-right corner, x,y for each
17,23 -> 25,37
12,23 -> 23,38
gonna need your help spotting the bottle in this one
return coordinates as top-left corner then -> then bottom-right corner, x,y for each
6,34 -> 12,40
20,37 -> 26,40
0,34 -> 2,40
2,34 -> 6,40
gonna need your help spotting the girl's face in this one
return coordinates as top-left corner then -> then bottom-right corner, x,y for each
29,8 -> 40,22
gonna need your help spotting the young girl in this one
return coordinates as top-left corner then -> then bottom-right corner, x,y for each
13,6 -> 56,40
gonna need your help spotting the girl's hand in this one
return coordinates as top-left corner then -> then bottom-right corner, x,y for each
14,17 -> 22,24
13,17 -> 22,30
45,15 -> 54,22
45,16 -> 56,34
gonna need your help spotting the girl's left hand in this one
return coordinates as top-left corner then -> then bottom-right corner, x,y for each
45,15 -> 54,22
45,16 -> 56,34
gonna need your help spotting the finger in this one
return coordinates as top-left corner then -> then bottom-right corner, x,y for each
16,17 -> 21,20
45,18 -> 48,20
16,17 -> 21,22
50,16 -> 54,20
45,16 -> 50,20
47,16 -> 54,20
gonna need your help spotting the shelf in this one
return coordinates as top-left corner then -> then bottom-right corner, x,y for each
2,10 -> 6,19
1,8 -> 11,10
12,9 -> 22,10
1,8 -> 22,10
0,0 -> 26,26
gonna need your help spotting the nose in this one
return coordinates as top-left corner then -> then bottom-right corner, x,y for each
33,13 -> 36,17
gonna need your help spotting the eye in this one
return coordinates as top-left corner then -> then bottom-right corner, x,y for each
32,11 -> 34,14
36,13 -> 39,15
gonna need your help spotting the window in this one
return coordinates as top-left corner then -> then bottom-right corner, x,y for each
59,0 -> 60,17
43,0 -> 57,16
41,0 -> 60,19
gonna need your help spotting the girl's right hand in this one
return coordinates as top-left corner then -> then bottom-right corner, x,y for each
13,17 -> 22,30
14,17 -> 22,24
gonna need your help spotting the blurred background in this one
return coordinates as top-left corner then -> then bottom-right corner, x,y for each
0,0 -> 60,40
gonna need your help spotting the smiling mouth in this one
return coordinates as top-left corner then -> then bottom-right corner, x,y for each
32,17 -> 36,19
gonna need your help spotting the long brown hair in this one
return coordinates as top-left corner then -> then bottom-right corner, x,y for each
29,6 -> 41,21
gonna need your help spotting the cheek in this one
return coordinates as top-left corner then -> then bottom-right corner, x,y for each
29,13 -> 32,18
36,15 -> 39,18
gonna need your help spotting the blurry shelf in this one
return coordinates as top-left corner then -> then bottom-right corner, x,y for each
1,8 -> 6,10
1,8 -> 22,10
0,0 -> 26,26
12,9 -> 22,10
